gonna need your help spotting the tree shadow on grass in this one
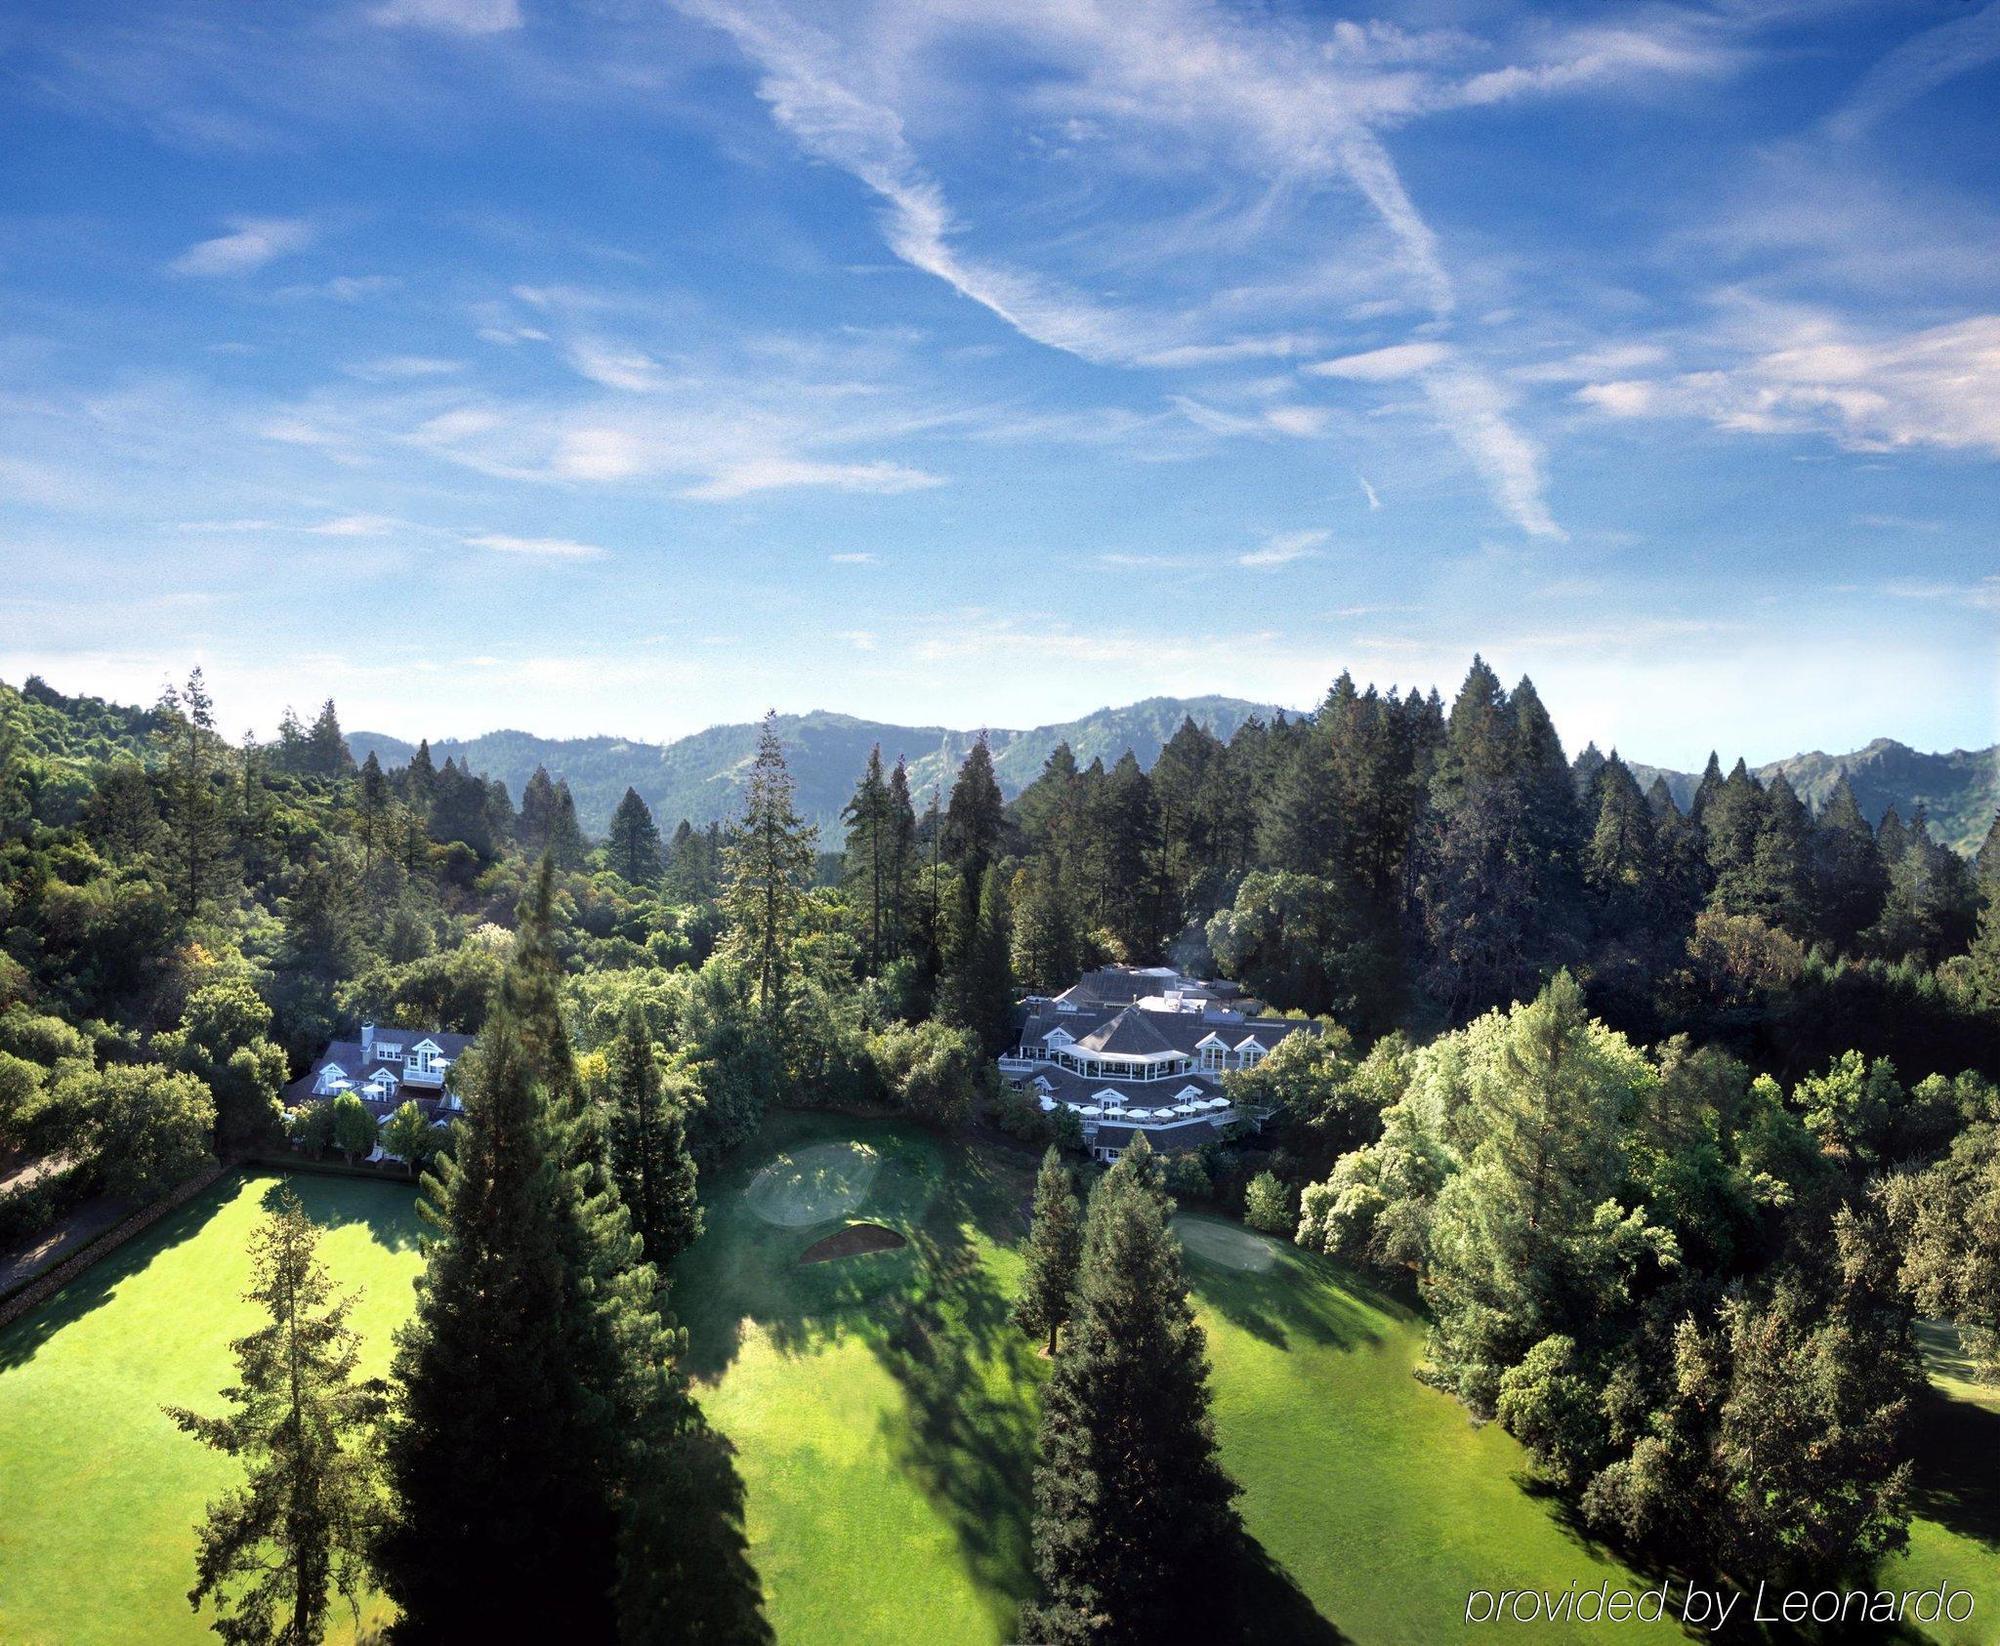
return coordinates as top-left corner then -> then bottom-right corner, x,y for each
256,1172 -> 425,1254
1908,1383 -> 2000,1551
1228,1527 -> 1354,1645
874,1192 -> 1044,1616
0,1172 -> 241,1375
1184,1237 -> 1403,1356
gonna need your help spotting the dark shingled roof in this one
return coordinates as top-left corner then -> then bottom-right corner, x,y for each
1088,1123 -> 1209,1156
1074,1006 -> 1179,1057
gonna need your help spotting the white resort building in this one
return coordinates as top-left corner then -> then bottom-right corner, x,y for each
285,1020 -> 475,1128
1001,966 -> 1314,1163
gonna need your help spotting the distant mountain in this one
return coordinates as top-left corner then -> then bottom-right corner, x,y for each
1624,739 -> 2000,856
348,696 -> 1284,838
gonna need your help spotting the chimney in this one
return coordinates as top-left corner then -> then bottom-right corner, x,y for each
361,1021 -> 375,1056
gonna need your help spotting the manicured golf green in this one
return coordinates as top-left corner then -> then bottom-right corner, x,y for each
0,1170 -> 423,1646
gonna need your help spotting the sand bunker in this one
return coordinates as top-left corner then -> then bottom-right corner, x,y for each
744,1141 -> 883,1228
1175,1215 -> 1280,1274
799,1222 -> 908,1265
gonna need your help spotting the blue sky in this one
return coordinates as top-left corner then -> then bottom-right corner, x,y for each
1,0 -> 1996,767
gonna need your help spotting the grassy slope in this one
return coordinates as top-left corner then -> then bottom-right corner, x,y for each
675,1114 -> 1046,1645
1180,1212 -> 1686,1644
1,1123 -> 1991,1645
0,1171 -> 422,1646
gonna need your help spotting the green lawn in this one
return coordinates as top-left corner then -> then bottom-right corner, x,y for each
0,1170 -> 423,1646
2,1124 -> 1993,1646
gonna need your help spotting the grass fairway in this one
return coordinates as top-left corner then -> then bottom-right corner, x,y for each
1177,1211 -> 1686,1644
675,1112 -> 1046,1646
2,1122 -> 1991,1645
0,1170 -> 422,1646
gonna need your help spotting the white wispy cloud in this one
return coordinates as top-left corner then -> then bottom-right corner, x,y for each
463,532 -> 607,560
168,217 -> 316,277
1577,313 -> 2000,459
1308,341 -> 1451,381
370,0 -> 523,34
1357,473 -> 1382,510
345,356 -> 465,380
679,457 -> 944,501
1240,528 -> 1329,568
1826,1 -> 2000,141
830,551 -> 879,563
675,0 -> 1567,539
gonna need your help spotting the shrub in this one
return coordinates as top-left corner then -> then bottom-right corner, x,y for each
1244,1170 -> 1295,1237
1165,1153 -> 1214,1202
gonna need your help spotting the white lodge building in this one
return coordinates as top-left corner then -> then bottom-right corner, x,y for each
285,1020 -> 477,1126
1000,966 -> 1314,1163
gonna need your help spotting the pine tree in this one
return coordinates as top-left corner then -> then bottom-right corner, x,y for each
304,700 -> 353,780
546,782 -> 588,869
403,738 -> 437,811
1584,753 -> 1655,927
944,734 -> 1006,890
1703,759 -> 1765,915
155,667 -> 236,921
1022,1138 -> 1240,1644
1811,776 -> 1887,950
1011,854 -> 1081,993
1688,752 -> 1725,829
1977,810 -> 2000,895
722,713 -> 818,1021
1014,1147 -> 1083,1355
426,758 -> 495,859
1747,773 -> 1813,934
943,863 -> 1015,1056
607,1003 -> 703,1268
841,747 -> 891,974
378,871 -> 620,1637
519,765 -> 560,852
164,1190 -> 381,1646
884,757 -> 918,963
357,753 -> 389,878
608,787 -> 664,884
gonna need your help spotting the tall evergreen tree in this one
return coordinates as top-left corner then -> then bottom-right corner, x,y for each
1811,776 -> 1888,950
304,700 -> 354,780
608,787 -> 664,884
1011,854 -> 1082,994
165,1190 -> 381,1646
607,1002 -> 703,1268
721,713 -> 818,1021
1013,1147 -> 1083,1355
1702,759 -> 1765,915
1022,1138 -> 1240,1645
944,734 -> 1007,892
379,868 -> 621,1637
943,862 -> 1016,1056
357,752 -> 389,878
155,667 -> 235,921
1747,774 -> 1813,934
546,781 -> 588,870
841,747 -> 892,974
403,739 -> 437,810
1584,754 -> 1656,932
884,756 -> 918,963
519,765 -> 560,852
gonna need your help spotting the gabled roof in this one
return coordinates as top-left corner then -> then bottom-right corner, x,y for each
1074,1007 -> 1179,1058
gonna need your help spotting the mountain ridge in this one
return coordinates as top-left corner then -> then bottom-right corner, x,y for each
350,699 -> 2000,855
348,696 -> 1286,840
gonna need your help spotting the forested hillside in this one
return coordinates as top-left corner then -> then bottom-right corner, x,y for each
1627,737 -> 2000,855
2,657 -> 1998,1641
347,697 -> 1282,835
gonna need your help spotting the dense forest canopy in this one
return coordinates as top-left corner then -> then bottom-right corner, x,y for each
2,657 -> 1997,1634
